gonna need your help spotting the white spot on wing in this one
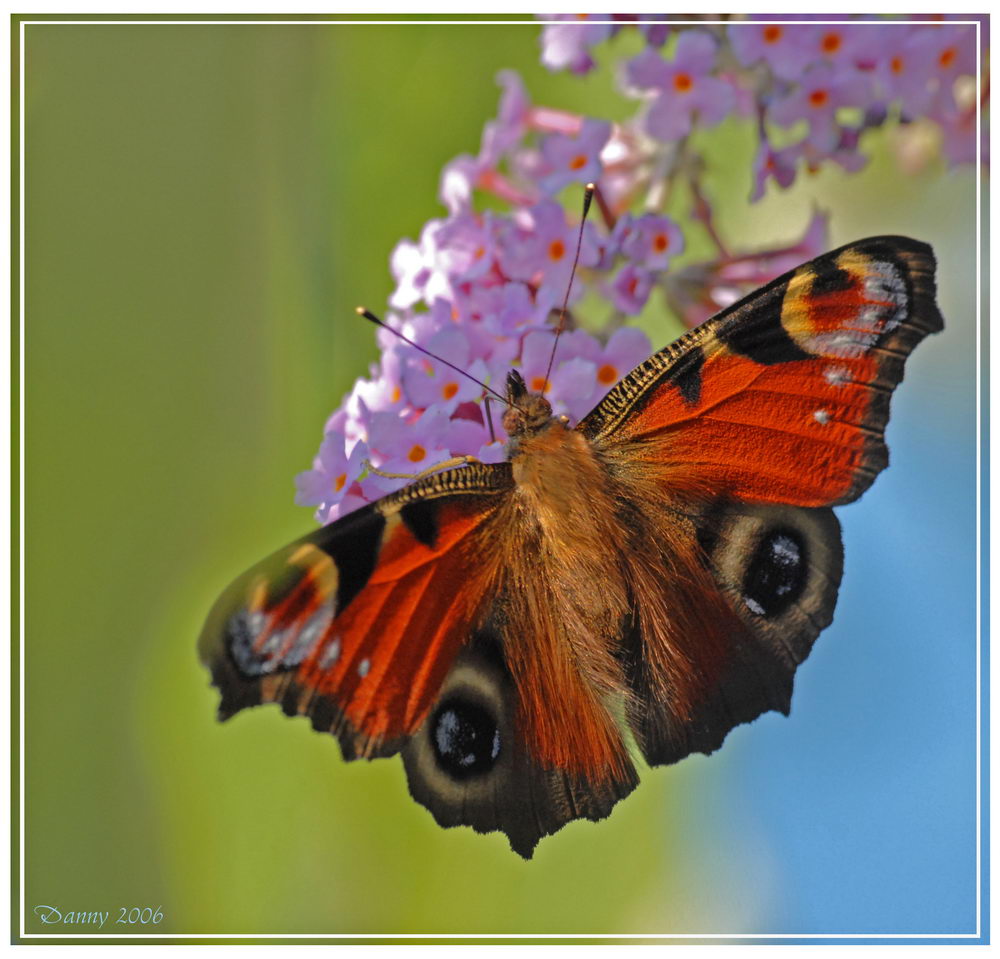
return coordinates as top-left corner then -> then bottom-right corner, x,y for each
261,630 -> 284,655
813,409 -> 831,424
319,636 -> 341,670
358,658 -> 371,678
283,610 -> 331,667
772,537 -> 801,565
865,261 -> 907,331
824,365 -> 850,386
857,306 -> 881,332
808,330 -> 876,358
745,596 -> 765,616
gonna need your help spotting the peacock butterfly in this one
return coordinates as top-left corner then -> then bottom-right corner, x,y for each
198,234 -> 942,857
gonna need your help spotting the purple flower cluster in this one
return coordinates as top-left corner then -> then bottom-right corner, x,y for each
540,16 -> 984,195
297,17 -> 984,526
297,71 -> 679,523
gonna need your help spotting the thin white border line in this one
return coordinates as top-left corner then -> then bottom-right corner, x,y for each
974,17 -> 982,940
19,15 -> 26,946
14,19 -> 986,26
17,933 -> 987,940
16,15 -> 986,943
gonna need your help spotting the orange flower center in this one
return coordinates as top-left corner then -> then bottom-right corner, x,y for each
673,72 -> 693,93
569,153 -> 588,171
391,385 -> 401,403
530,376 -> 550,393
334,473 -> 347,493
597,363 -> 618,385
808,88 -> 830,108
821,31 -> 842,54
891,55 -> 904,74
407,444 -> 426,463
548,239 -> 566,261
441,382 -> 459,400
939,46 -> 957,69
474,244 -> 486,260
763,25 -> 783,43
652,232 -> 669,253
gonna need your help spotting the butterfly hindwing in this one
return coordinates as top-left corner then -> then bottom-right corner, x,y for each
621,500 -> 843,767
198,462 -> 513,760
580,235 -> 943,507
401,628 -> 638,858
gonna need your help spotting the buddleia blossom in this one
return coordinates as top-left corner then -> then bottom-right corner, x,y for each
624,31 -> 735,143
537,15 -> 985,185
299,16 -> 985,525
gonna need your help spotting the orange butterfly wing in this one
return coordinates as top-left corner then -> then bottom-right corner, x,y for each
198,463 -> 512,759
579,236 -> 943,507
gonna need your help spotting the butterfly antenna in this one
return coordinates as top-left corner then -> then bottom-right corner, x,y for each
542,182 -> 595,396
355,307 -> 511,407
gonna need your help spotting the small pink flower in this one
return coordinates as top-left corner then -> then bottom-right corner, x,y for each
295,432 -> 370,522
769,64 -> 872,153
363,405 -> 459,495
874,28 -> 935,116
346,347 -> 409,418
626,32 -> 735,142
538,118 -> 611,194
400,327 -> 490,413
619,213 -> 684,270
728,22 -> 813,82
496,200 -> 600,306
434,212 -> 497,285
608,263 -> 655,314
588,326 -> 653,404
804,23 -> 875,70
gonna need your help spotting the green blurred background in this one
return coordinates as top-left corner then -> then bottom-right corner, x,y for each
21,19 -> 981,938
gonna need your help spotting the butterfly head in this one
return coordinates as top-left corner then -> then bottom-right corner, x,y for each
502,369 -> 554,438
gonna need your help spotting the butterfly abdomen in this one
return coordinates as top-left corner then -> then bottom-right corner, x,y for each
499,417 -> 636,782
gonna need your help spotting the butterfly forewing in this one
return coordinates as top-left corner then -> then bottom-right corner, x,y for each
199,462 -> 513,760
580,236 -> 943,507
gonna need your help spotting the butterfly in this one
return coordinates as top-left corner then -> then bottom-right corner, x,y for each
199,235 -> 943,858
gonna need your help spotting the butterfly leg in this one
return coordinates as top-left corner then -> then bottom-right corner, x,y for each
363,455 -> 483,482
